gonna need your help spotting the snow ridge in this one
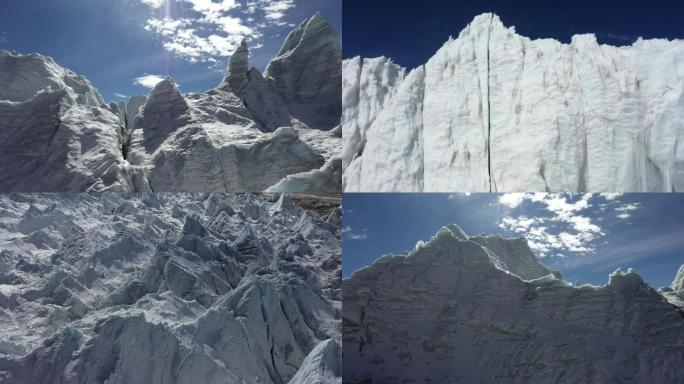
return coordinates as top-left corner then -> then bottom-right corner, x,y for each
343,13 -> 684,192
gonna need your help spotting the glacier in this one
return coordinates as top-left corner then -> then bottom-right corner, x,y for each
0,192 -> 341,383
0,13 -> 341,193
343,225 -> 684,383
343,13 -> 684,192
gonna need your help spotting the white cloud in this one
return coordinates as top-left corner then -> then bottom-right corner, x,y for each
141,0 -> 166,8
499,193 -> 526,209
114,93 -> 128,98
600,193 -> 623,201
134,74 -> 166,88
496,194 -> 624,257
139,0 -> 297,64
614,202 -> 640,219
344,227 -> 369,241
615,203 -> 640,212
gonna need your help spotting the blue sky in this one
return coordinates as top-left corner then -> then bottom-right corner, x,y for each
0,0 -> 341,101
343,0 -> 684,69
343,193 -> 684,289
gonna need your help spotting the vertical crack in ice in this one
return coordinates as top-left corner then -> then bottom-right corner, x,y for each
486,14 -> 493,192
578,130 -> 588,192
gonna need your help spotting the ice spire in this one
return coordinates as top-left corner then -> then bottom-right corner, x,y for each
222,38 -> 249,93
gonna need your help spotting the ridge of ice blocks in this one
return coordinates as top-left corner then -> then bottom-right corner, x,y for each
0,13 -> 341,193
343,225 -> 684,383
0,193 -> 341,384
343,12 -> 684,192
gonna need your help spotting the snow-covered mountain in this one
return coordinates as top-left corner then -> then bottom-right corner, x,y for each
343,225 -> 684,383
0,13 -> 341,193
343,13 -> 684,192
0,193 -> 341,383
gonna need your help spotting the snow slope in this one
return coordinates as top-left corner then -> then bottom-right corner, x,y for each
343,13 -> 684,192
0,193 -> 341,384
343,225 -> 684,383
0,13 -> 341,193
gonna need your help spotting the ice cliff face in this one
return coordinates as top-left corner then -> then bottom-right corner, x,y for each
0,193 -> 341,384
265,12 -> 342,131
343,225 -> 684,383
0,13 -> 341,193
343,13 -> 684,192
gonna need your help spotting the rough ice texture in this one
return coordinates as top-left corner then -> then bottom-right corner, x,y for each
265,12 -> 342,131
343,225 -> 684,383
0,13 -> 341,193
0,51 -> 103,107
0,193 -> 341,384
223,38 -> 249,94
267,157 -> 342,194
125,95 -> 146,131
343,13 -> 684,192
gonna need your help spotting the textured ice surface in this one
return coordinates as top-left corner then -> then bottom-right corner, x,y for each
0,13 -> 341,193
265,12 -> 342,131
343,13 -> 684,192
0,193 -> 341,383
343,225 -> 684,383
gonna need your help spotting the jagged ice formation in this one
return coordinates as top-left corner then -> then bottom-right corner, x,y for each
343,13 -> 684,192
343,225 -> 684,383
0,193 -> 341,384
0,13 -> 341,193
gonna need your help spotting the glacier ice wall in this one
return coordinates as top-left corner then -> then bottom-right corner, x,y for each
0,193 -> 341,384
0,13 -> 341,193
343,225 -> 684,383
343,13 -> 684,192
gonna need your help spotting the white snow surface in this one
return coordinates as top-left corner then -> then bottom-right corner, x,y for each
343,13 -> 684,192
0,13 -> 340,193
343,225 -> 684,383
0,193 -> 341,384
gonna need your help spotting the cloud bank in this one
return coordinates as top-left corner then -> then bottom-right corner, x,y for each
140,0 -> 295,63
497,193 -> 641,257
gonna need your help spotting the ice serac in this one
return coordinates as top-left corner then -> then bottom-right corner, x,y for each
265,12 -> 341,130
135,76 -> 192,152
125,95 -> 146,130
267,157 -> 342,194
0,193 -> 341,384
0,89 -> 137,192
0,13 -> 341,193
241,67 -> 293,132
343,225 -> 684,383
287,339 -> 342,384
343,13 -> 684,192
222,38 -> 249,94
0,50 -> 103,106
